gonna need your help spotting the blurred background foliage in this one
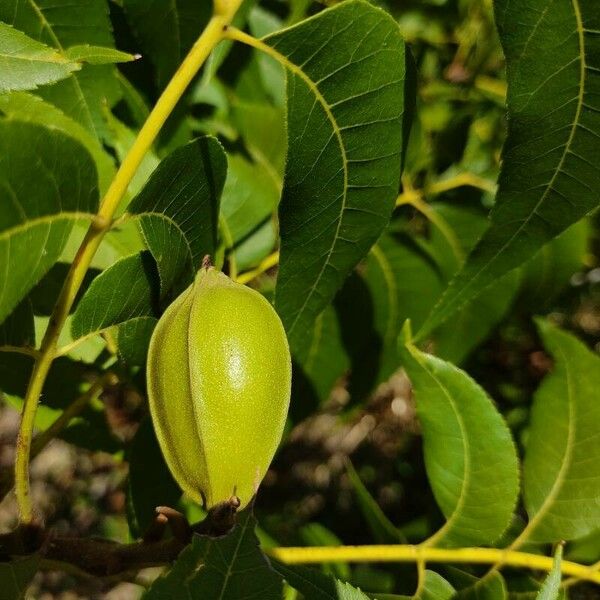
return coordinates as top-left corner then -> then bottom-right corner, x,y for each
0,0 -> 599,597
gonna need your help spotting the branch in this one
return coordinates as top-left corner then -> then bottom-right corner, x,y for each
268,545 -> 600,586
0,499 -> 240,577
13,0 -> 246,525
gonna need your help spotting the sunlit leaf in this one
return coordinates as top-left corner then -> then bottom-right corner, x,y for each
0,22 -> 78,92
0,120 -> 98,324
536,545 -> 563,600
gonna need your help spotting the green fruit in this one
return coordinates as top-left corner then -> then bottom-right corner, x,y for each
147,265 -> 291,509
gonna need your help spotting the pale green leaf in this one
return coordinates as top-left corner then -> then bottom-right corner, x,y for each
0,120 -> 98,324
521,320 -> 600,542
271,0 -> 407,355
536,546 -> 563,600
1,0 -> 121,140
65,44 -> 137,64
418,0 -> 600,338
398,324 -> 519,547
0,21 -> 78,92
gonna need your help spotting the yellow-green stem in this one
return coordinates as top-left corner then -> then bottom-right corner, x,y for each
268,545 -> 600,586
14,1 -> 245,524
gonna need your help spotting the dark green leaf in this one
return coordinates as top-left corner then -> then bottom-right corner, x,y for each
521,320 -> 600,542
458,572 -> 506,600
143,510 -> 282,599
346,460 -> 403,544
274,561 -> 370,599
116,316 -> 157,367
419,0 -> 600,338
0,22 -> 78,92
398,324 -> 519,546
122,0 -> 211,88
71,252 -> 159,341
271,0 -> 407,355
129,136 -> 227,297
416,571 -> 455,600
0,120 -> 98,324
0,555 -> 39,600
0,0 -> 121,140
363,233 -> 444,384
0,353 -> 90,410
0,299 -> 34,347
127,417 -> 181,538
291,304 -> 349,417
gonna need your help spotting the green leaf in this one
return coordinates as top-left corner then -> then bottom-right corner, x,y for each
271,0 -> 407,355
129,136 -> 227,297
458,572 -> 506,600
418,0 -> 600,338
70,252 -> 159,341
346,460 -> 404,544
299,523 -> 350,580
143,510 -> 282,599
379,571 -> 455,600
1,0 -> 121,140
521,320 -> 600,542
127,417 -> 181,538
274,561 -> 370,600
0,22 -> 78,92
398,324 -> 519,547
291,304 -> 349,417
115,316 -> 157,366
518,219 -> 590,310
103,111 -> 160,198
0,120 -> 98,324
536,546 -> 563,600
122,0 -> 211,88
415,571 -> 455,600
64,44 -> 137,64
220,153 -> 279,252
0,555 -> 40,600
0,299 -> 34,347
0,91 -> 115,193
363,233 -> 444,384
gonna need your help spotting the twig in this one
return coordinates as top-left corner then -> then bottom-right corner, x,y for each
268,545 -> 600,586
13,0 -> 246,525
